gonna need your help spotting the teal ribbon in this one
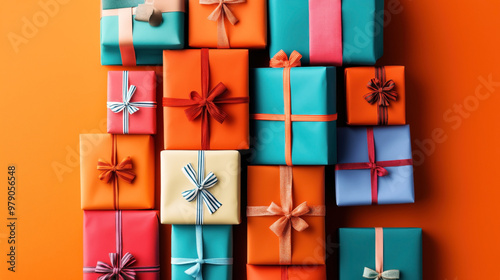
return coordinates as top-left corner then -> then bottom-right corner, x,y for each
363,267 -> 400,279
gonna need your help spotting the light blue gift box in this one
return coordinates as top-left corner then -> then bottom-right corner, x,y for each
335,125 -> 414,206
249,67 -> 337,165
100,0 -> 184,65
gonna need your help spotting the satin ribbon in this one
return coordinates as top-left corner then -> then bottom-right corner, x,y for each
334,127 -> 413,205
97,135 -> 136,209
281,266 -> 288,280
362,228 -> 400,279
171,225 -> 233,280
107,71 -> 157,134
199,0 -> 245,48
364,67 -> 398,125
83,211 -> 160,279
246,166 -> 325,264
251,50 -> 338,166
163,48 -> 249,149
181,151 -> 222,225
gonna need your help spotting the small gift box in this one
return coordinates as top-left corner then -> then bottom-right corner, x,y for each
160,150 -> 240,224
346,66 -> 406,125
247,166 -> 325,265
335,126 -> 414,206
247,264 -> 326,280
163,49 -> 249,150
188,0 -> 267,48
80,134 -> 155,210
107,71 -> 157,134
171,225 -> 232,280
268,0 -> 383,65
83,211 -> 160,280
249,50 -> 337,166
100,0 -> 185,66
339,228 -> 422,280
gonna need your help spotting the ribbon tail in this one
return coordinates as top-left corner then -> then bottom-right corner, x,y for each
216,10 -> 230,48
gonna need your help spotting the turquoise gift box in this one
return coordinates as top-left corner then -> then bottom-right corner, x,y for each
249,66 -> 337,165
339,228 -> 422,280
100,0 -> 185,66
171,225 -> 232,280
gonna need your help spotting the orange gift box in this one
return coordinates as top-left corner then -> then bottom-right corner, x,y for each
247,166 -> 325,265
163,49 -> 249,150
188,0 -> 267,48
80,134 -> 155,210
247,264 -> 326,280
345,66 -> 406,125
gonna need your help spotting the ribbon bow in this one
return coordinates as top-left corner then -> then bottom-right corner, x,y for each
181,162 -> 221,215
184,82 -> 230,125
368,162 -> 389,177
200,0 -> 246,48
270,50 -> 302,68
363,267 -> 400,279
97,156 -> 136,184
95,252 -> 137,280
267,201 -> 311,237
365,78 -> 397,107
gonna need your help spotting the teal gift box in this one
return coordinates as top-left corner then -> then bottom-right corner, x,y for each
100,0 -> 185,66
249,64 -> 337,165
171,225 -> 232,280
339,228 -> 422,280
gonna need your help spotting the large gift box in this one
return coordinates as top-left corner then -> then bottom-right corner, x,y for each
80,134 -> 155,210
339,228 -> 422,280
163,49 -> 249,150
335,126 -> 414,206
107,71 -> 157,134
100,0 -> 185,66
247,166 -> 325,265
171,225 -> 232,280
249,51 -> 337,166
346,66 -> 406,125
188,0 -> 267,48
83,211 -> 160,280
268,0 -> 383,65
160,150 -> 240,224
247,264 -> 326,280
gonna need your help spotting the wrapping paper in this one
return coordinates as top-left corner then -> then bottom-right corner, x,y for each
247,264 -> 326,280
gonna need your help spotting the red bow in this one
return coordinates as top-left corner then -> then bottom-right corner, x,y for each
97,156 -> 136,184
267,201 -> 311,237
368,162 -> 389,177
183,82 -> 230,124
95,252 -> 137,280
364,78 -> 397,107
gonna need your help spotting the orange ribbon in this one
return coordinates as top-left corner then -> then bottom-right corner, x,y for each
200,0 -> 245,48
246,166 -> 325,264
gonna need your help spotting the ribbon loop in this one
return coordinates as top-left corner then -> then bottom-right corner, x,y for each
95,252 -> 137,280
97,156 -> 136,184
270,50 -> 302,68
200,0 -> 246,48
363,267 -> 400,279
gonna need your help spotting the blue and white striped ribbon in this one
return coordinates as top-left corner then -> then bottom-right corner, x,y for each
181,151 -> 222,224
107,71 -> 156,134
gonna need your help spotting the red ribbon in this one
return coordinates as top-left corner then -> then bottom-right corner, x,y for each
335,127 -> 412,204
163,48 -> 249,149
364,67 -> 397,125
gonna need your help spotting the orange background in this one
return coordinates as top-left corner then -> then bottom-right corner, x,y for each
0,0 -> 499,279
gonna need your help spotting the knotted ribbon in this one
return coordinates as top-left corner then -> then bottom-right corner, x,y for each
97,135 -> 136,209
247,166 -> 325,264
181,151 -> 222,224
251,50 -> 338,166
362,228 -> 400,279
364,67 -> 398,125
335,127 -> 413,205
171,225 -> 233,280
107,71 -> 157,134
200,0 -> 245,48
163,48 -> 249,149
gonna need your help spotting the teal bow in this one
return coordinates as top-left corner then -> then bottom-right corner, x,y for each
363,267 -> 400,279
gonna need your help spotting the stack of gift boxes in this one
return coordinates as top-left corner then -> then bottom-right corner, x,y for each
80,0 -> 422,279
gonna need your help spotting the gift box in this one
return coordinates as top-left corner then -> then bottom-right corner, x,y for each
339,228 -> 422,280
160,150 -> 240,224
83,211 -> 159,280
107,71 -> 157,134
268,0 -> 383,65
171,225 -> 232,280
247,264 -> 326,280
188,0 -> 267,48
247,166 -> 325,265
346,66 -> 406,125
163,49 -> 249,150
335,126 -> 414,206
100,0 -> 185,66
249,51 -> 337,166
80,134 -> 155,210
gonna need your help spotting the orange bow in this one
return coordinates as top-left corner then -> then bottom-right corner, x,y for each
97,156 -> 136,184
270,50 -> 302,68
200,0 -> 246,48
267,201 -> 310,237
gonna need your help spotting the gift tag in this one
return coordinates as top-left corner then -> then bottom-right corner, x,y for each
135,3 -> 163,27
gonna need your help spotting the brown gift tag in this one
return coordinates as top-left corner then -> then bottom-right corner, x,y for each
135,4 -> 163,27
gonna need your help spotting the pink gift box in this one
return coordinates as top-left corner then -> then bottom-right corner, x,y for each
107,71 -> 157,134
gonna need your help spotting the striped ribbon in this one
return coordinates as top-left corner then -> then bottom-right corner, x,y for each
171,225 -> 233,280
181,151 -> 222,224
364,67 -> 397,125
107,71 -> 157,134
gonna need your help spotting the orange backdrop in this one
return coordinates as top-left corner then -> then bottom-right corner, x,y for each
1,0 -> 500,279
